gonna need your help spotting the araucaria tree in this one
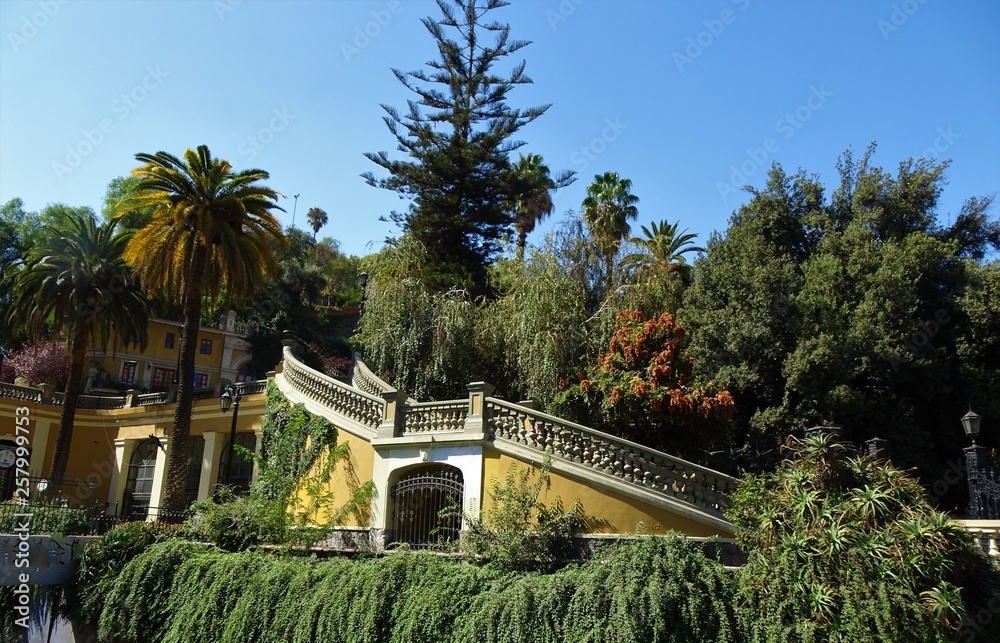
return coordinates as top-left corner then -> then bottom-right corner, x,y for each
6,213 -> 148,480
363,0 -> 560,293
116,145 -> 285,514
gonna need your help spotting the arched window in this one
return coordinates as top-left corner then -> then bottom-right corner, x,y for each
390,465 -> 464,548
216,433 -> 257,496
123,439 -> 159,519
236,364 -> 255,383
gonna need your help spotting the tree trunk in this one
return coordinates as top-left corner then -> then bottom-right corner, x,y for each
161,242 -> 209,516
49,324 -> 90,482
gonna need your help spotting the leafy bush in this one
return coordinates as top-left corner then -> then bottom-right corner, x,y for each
730,433 -> 1000,642
0,502 -> 89,536
185,490 -> 288,552
71,521 -> 184,624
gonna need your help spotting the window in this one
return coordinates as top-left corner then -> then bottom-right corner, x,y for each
151,367 -> 175,392
165,333 -> 175,349
123,440 -> 159,519
193,373 -> 208,388
236,364 -> 255,383
121,361 -> 138,385
200,339 -> 213,355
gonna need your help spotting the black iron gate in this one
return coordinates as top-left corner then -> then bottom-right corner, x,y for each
390,466 -> 464,548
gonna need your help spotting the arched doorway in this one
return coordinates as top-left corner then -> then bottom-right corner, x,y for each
123,439 -> 159,519
390,465 -> 464,548
216,433 -> 256,496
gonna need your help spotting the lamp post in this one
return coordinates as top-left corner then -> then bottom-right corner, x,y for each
962,408 -> 986,519
220,384 -> 242,486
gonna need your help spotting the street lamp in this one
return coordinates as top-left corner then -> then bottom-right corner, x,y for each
220,384 -> 242,486
962,408 -> 982,445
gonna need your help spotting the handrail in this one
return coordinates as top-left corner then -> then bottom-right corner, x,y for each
234,380 -> 267,396
0,382 -> 42,403
136,392 -> 169,406
352,355 -> 395,398
401,400 -> 468,434
485,397 -> 738,518
282,347 -> 384,429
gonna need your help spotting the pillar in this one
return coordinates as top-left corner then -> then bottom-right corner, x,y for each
199,432 -> 223,501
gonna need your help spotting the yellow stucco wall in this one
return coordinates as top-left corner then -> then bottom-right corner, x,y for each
481,448 -> 733,538
293,429 -> 376,528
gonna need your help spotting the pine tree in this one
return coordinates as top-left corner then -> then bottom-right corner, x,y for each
363,0 -> 552,294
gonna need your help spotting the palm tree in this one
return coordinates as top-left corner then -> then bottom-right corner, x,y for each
6,212 -> 148,481
306,207 -> 328,241
581,172 -> 639,284
116,145 -> 285,514
506,154 -> 574,259
620,220 -> 704,278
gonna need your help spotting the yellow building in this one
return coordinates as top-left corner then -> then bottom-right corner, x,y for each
87,313 -> 255,393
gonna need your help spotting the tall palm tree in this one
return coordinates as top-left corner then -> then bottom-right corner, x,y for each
116,145 -> 285,514
506,154 -> 574,259
620,220 -> 705,278
581,172 -> 639,284
306,207 -> 328,241
6,213 -> 148,481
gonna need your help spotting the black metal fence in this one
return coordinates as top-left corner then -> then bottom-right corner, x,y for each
0,498 -> 190,536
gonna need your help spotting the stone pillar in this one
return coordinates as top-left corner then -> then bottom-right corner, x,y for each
147,437 -> 170,520
39,384 -> 56,404
378,390 -> 405,439
199,432 -> 222,501
125,389 -> 139,408
464,382 -> 495,435
865,437 -> 890,461
109,439 -> 136,511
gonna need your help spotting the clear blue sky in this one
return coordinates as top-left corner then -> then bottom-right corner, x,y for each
1,0 -> 997,258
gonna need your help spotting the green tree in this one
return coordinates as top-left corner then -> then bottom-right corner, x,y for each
305,207 -> 328,241
505,153 -> 573,259
5,213 -> 148,479
581,172 -> 640,287
730,433 -> 1000,642
102,176 -> 155,232
363,0 -> 551,294
116,145 -> 285,514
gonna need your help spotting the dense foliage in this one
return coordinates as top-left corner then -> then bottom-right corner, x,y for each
682,147 -> 1000,491
729,433 -> 1000,642
0,340 -> 70,386
79,535 -> 736,643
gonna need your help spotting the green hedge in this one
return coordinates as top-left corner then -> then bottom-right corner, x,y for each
81,535 -> 737,643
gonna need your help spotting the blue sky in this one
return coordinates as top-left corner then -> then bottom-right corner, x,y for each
1,0 -> 997,258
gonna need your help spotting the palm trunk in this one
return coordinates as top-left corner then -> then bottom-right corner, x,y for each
516,226 -> 527,261
162,242 -> 209,516
49,324 -> 90,482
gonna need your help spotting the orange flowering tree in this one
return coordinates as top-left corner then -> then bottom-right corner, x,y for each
553,310 -> 735,457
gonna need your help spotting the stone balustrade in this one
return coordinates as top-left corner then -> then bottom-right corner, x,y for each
963,520 -> 1000,558
352,356 -> 395,398
402,401 -> 468,434
0,382 -> 42,403
485,398 -> 738,518
282,347 -> 384,429
136,392 -> 170,406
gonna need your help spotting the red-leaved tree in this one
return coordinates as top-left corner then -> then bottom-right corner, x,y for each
553,310 -> 735,457
3,340 -> 71,388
